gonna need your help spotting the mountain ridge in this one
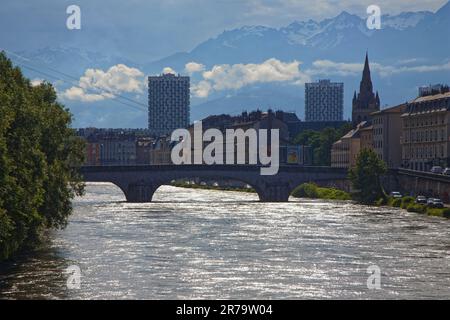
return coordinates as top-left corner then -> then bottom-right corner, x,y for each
10,1 -> 450,127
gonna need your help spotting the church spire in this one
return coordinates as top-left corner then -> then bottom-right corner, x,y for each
364,51 -> 369,72
352,52 -> 380,126
360,51 -> 373,95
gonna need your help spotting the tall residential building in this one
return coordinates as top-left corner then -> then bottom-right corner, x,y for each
352,52 -> 380,126
371,103 -> 407,168
401,91 -> 450,171
148,73 -> 190,136
305,79 -> 344,122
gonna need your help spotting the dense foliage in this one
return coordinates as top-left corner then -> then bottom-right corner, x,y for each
404,201 -> 450,217
293,123 -> 352,166
291,183 -> 351,200
349,148 -> 387,205
0,52 -> 85,261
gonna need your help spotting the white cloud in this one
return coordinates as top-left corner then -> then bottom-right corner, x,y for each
62,87 -> 114,102
185,62 -> 205,74
308,60 -> 363,76
307,59 -> 450,78
397,58 -> 420,65
193,58 -> 311,97
191,57 -> 450,98
162,67 -> 176,74
61,64 -> 144,102
192,80 -> 212,98
30,78 -> 44,86
374,62 -> 450,77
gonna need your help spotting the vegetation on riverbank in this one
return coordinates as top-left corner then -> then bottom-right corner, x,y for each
376,196 -> 450,218
290,183 -> 351,200
346,150 -> 449,218
173,180 -> 350,200
171,181 -> 256,193
349,149 -> 387,205
290,182 -> 450,218
0,53 -> 85,261
347,149 -> 450,218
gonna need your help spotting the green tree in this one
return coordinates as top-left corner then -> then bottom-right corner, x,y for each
315,127 -> 341,166
293,123 -> 352,166
0,52 -> 85,260
349,149 -> 387,205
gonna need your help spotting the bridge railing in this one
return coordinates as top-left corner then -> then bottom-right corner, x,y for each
397,168 -> 450,183
77,164 -> 349,175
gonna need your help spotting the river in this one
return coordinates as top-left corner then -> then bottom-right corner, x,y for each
0,183 -> 449,299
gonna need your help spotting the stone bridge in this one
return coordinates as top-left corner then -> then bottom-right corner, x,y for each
79,165 -> 349,202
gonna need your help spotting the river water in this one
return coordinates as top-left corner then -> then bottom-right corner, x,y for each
0,183 -> 449,299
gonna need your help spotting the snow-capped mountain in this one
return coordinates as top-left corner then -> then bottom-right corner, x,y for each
280,10 -> 432,47
9,1 -> 450,128
146,2 -> 450,72
382,11 -> 433,30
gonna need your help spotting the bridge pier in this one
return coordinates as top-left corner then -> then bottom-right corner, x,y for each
258,185 -> 291,202
125,183 -> 157,202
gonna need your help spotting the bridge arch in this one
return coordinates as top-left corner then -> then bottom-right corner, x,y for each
121,174 -> 268,202
79,165 -> 349,203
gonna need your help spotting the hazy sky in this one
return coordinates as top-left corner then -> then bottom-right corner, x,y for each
1,0 -> 447,61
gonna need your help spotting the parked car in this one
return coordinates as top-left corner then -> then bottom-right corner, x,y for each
443,168 -> 450,176
427,198 -> 444,208
415,196 -> 427,204
432,199 -> 444,208
430,166 -> 443,174
390,191 -> 402,199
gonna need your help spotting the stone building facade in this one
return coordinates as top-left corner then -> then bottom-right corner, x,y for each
401,91 -> 450,171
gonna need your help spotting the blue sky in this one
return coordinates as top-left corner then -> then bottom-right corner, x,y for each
1,0 -> 447,61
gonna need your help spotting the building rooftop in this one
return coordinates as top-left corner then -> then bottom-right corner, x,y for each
410,91 -> 450,103
371,103 -> 407,116
401,91 -> 450,116
340,121 -> 369,140
359,125 -> 373,131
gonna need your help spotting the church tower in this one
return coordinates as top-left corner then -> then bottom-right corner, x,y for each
352,52 -> 380,126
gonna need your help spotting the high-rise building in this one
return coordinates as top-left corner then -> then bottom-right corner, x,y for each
148,73 -> 190,136
305,79 -> 344,122
352,52 -> 380,126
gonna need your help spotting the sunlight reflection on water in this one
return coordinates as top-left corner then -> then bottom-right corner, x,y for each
0,183 -> 449,299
